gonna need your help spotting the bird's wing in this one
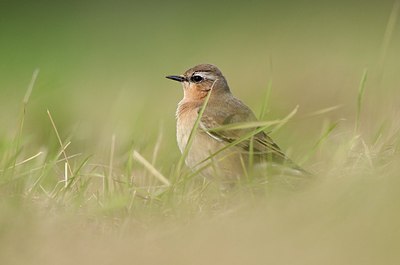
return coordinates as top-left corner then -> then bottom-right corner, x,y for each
199,98 -> 288,163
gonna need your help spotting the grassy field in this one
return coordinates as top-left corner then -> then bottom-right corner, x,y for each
1,0 -> 400,264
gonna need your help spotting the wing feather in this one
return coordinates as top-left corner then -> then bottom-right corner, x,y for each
199,97 -> 288,163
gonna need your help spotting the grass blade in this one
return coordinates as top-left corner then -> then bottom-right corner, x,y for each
378,0 -> 400,74
304,105 -> 342,118
175,80 -> 217,178
12,69 -> 40,168
259,79 -> 273,120
133,150 -> 170,186
355,69 -> 368,134
190,106 -> 299,176
47,110 -> 73,177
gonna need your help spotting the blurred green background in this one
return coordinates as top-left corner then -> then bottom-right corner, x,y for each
1,0 -> 399,165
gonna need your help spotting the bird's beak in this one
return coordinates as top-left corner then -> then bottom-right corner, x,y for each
166,75 -> 186,82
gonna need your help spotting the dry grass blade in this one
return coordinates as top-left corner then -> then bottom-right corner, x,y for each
47,110 -> 73,176
64,162 -> 68,188
305,105 -> 342,117
0,152 -> 43,171
104,134 -> 116,194
133,150 -> 170,186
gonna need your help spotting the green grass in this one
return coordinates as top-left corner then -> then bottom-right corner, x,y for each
1,1 -> 400,264
1,63 -> 399,264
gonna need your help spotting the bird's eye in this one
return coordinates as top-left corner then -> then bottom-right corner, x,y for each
190,75 -> 204,83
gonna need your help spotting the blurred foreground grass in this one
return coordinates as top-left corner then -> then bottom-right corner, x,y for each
1,0 -> 400,264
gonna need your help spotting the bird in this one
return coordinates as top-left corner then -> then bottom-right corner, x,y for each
166,64 -> 308,183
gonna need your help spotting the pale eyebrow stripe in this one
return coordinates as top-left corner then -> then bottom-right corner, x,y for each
194,72 -> 216,80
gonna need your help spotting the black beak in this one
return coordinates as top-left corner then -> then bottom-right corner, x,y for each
166,75 -> 186,82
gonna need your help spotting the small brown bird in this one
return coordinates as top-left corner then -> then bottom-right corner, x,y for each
166,64 -> 306,182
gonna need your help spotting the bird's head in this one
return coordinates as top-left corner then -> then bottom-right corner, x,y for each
166,64 -> 230,101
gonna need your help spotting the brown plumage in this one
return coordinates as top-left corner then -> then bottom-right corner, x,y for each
167,64 -> 307,181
